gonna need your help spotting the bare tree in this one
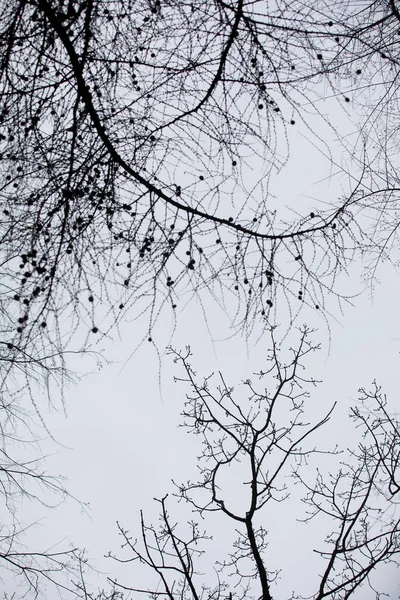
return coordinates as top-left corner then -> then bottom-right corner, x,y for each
1,1 -> 400,596
0,376 -> 89,599
0,306 -> 104,599
0,331 -> 107,598
1,0 -> 400,361
106,327 -> 400,599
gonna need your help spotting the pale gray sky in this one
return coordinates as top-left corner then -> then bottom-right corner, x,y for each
26,255 -> 399,599
4,81 -> 400,600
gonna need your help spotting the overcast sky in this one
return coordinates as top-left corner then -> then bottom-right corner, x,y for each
21,254 -> 396,599
3,81 -> 399,598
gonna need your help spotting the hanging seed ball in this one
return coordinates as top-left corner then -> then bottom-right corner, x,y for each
92,326 -> 99,333
88,295 -> 94,302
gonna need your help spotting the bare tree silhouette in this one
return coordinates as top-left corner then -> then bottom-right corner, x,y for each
107,328 -> 400,600
0,440 -> 88,598
1,1 -> 400,596
2,0 -> 400,359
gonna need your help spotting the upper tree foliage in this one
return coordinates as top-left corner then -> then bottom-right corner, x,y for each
1,0 -> 400,361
